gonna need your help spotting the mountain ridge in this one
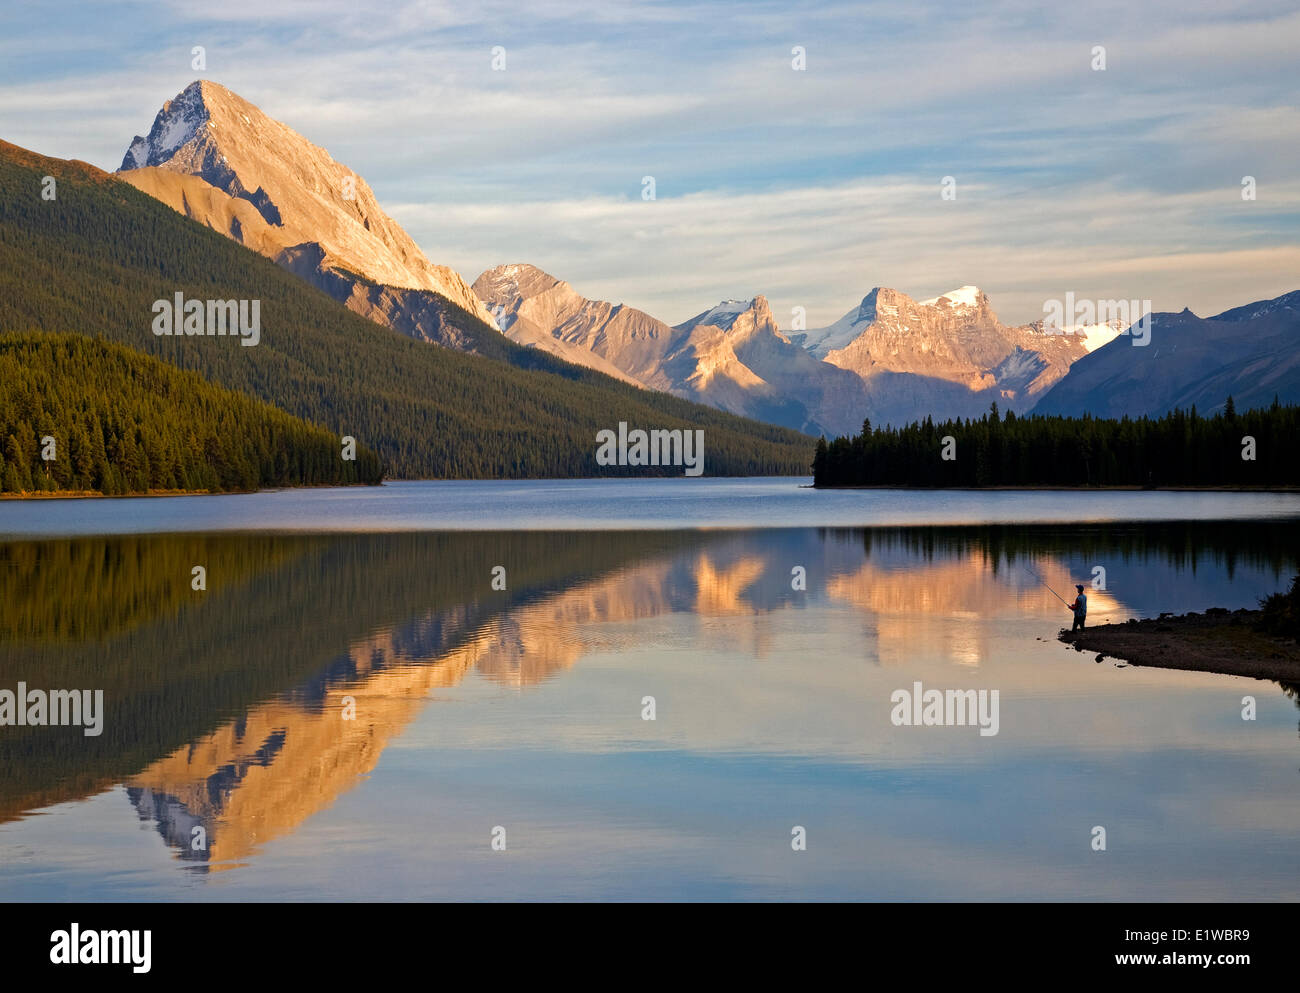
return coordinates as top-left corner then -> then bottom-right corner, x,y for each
117,80 -> 504,353
0,138 -> 814,478
476,265 -> 870,435
1034,296 -> 1300,417
475,264 -> 1146,434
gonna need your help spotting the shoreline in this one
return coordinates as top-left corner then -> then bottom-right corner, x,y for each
0,489 -> 214,500
7,480 -> 1300,501
1059,610 -> 1300,682
812,484 -> 1300,492
0,482 -> 384,501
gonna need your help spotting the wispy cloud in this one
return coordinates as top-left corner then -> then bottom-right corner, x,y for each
392,176 -> 1300,326
1,0 -> 1296,323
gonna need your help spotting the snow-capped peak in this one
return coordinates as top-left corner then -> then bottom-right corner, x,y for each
694,299 -> 753,330
116,79 -> 502,328
120,80 -> 210,170
919,285 -> 982,309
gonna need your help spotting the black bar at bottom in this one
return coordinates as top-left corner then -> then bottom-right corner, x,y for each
1,902 -> 1286,980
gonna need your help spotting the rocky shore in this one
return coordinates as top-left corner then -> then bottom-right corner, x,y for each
1059,609 -> 1300,682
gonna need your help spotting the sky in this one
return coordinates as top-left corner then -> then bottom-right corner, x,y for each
1,0 -> 1297,328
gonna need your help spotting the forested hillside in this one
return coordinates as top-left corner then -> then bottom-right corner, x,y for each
813,400 -> 1300,488
0,140 -> 812,478
0,333 -> 382,494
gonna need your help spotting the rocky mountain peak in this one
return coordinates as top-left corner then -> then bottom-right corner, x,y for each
473,263 -> 570,308
121,80 -> 213,170
683,299 -> 756,331
117,80 -> 497,327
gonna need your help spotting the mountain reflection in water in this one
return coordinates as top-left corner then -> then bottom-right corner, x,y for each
1,521 -> 1297,897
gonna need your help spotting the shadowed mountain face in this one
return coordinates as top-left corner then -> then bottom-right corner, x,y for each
1033,291 -> 1300,418
117,80 -> 504,353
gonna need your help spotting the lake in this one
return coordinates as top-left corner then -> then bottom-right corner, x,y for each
4,477 -> 1300,534
1,479 -> 1298,900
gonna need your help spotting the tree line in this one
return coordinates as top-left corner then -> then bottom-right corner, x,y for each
0,332 -> 382,494
813,398 -> 1300,487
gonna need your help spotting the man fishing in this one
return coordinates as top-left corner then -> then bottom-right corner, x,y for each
1068,584 -> 1088,631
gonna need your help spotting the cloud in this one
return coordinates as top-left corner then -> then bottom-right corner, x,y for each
0,0 -> 1295,322
392,176 -> 1300,327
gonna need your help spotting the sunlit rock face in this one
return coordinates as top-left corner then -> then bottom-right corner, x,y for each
122,556 -> 680,868
476,267 -> 1108,435
816,287 -> 1090,411
118,80 -> 501,349
476,265 -> 871,436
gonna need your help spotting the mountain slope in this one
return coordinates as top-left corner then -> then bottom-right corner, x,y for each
478,266 -> 1132,436
0,332 -> 382,493
0,140 -> 812,477
473,264 -> 658,384
670,296 -> 873,437
476,264 -> 871,435
820,286 -> 1088,398
1032,293 -> 1300,417
790,285 -> 1111,427
117,80 -> 505,354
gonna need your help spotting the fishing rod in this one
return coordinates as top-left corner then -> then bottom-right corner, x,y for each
1020,562 -> 1073,606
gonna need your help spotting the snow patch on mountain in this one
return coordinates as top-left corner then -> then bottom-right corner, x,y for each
1052,319 -> 1127,352
920,285 -> 982,309
690,299 -> 752,331
120,81 -> 209,170
796,289 -> 881,358
1210,289 -> 1300,322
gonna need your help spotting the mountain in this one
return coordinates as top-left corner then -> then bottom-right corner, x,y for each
476,264 -> 870,435
473,263 -> 670,385
1032,291 -> 1300,418
477,266 -> 1141,436
815,286 -> 1089,399
0,529 -> 696,822
0,139 -> 813,477
117,80 -> 505,354
669,296 -> 873,436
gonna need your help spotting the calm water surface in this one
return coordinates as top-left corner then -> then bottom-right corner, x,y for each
0,481 -> 1298,900
3,477 -> 1300,534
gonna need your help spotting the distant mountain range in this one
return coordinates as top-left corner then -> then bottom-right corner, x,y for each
474,264 -> 870,436
65,80 -> 1300,446
481,272 -> 1300,433
477,264 -> 1130,434
0,138 -> 812,479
